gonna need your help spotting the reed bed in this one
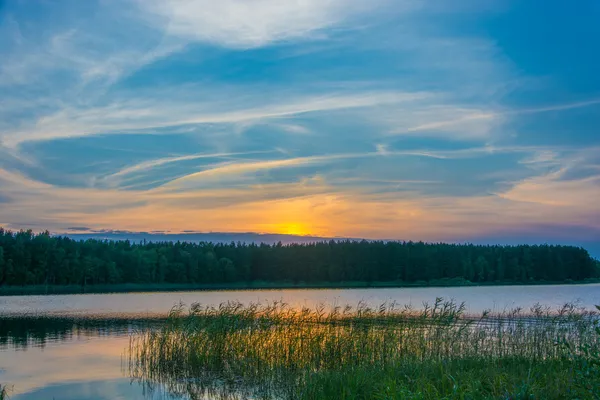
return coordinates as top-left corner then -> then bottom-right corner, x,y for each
0,385 -> 8,400
128,299 -> 600,399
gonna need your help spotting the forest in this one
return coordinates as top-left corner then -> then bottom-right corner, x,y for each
0,229 -> 598,288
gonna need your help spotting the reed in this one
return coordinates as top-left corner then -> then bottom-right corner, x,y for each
128,299 -> 600,399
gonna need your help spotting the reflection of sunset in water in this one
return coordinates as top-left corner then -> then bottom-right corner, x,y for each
1,335 -> 130,396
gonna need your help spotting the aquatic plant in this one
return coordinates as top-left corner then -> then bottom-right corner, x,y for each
0,384 -> 8,400
128,299 -> 600,399
560,305 -> 600,397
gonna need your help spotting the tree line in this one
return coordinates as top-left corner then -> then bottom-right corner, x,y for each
0,229 -> 598,287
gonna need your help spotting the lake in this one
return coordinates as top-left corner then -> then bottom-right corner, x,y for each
1,284 -> 599,399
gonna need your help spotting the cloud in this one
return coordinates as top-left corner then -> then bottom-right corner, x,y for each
1,89 -> 429,147
515,98 -> 600,114
0,167 -> 52,189
20,143 -> 567,194
268,123 -> 313,135
155,155 -> 355,191
386,99 -> 600,140
519,150 -> 559,165
498,170 -> 600,207
403,109 -> 498,137
151,146 -> 518,191
0,7 -> 176,88
135,0 -> 398,49
102,150 -> 275,187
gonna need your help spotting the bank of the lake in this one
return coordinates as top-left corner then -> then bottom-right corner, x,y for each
2,277 -> 600,296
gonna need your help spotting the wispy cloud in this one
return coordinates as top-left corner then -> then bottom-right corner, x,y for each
403,110 -> 498,136
102,150 -> 275,187
498,171 -> 600,207
156,154 -> 358,191
135,0 -> 400,49
0,5 -> 178,88
1,90 -> 430,147
499,148 -> 600,208
375,144 -> 390,155
388,99 -> 600,139
148,146 -> 570,191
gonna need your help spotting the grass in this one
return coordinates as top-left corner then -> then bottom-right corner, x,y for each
128,299 -> 600,399
2,278 -> 599,296
0,385 -> 8,400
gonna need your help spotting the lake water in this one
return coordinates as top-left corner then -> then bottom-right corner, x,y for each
1,284 -> 599,399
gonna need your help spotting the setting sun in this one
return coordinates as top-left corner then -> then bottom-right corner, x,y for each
275,222 -> 312,236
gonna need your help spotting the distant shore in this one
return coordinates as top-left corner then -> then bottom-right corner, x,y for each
1,278 -> 598,296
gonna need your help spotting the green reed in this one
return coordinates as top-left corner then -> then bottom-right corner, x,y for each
128,299 -> 600,399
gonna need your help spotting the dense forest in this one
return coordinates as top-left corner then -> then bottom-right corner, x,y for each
0,229 -> 598,288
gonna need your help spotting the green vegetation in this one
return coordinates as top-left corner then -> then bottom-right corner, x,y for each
0,385 -> 8,400
128,300 -> 600,399
1,229 -> 598,293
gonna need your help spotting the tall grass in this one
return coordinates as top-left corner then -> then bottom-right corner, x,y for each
0,384 -> 8,400
128,299 -> 600,399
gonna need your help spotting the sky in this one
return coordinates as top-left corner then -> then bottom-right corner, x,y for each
0,0 -> 599,252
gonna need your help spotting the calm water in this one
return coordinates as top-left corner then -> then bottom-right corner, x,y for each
1,284 -> 599,399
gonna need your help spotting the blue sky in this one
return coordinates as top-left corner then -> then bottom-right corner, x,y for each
0,0 -> 599,250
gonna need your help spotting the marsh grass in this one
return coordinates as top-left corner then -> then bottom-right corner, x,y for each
129,299 -> 600,399
0,384 -> 8,400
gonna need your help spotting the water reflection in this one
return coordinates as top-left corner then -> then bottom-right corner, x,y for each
2,284 -> 599,318
2,285 -> 599,399
132,375 -> 255,400
8,378 -> 174,400
0,316 -> 162,349
0,316 -> 174,400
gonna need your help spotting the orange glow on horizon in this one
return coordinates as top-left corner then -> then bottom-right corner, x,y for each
272,222 -> 313,236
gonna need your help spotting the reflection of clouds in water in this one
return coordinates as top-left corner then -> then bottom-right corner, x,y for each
1,336 -> 130,396
12,378 -> 173,400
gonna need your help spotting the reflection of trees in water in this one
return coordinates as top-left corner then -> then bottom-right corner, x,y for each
0,316 -> 164,349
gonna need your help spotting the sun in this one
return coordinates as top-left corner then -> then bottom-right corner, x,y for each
277,222 -> 311,236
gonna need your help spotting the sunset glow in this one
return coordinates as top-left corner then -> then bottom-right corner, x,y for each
0,1 -> 598,256
273,223 -> 312,237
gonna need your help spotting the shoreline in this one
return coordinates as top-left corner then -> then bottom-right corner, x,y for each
1,278 -> 598,296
